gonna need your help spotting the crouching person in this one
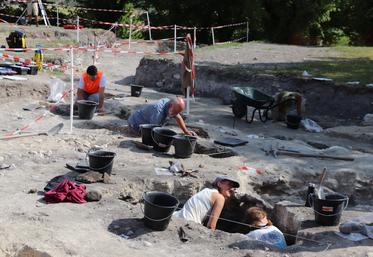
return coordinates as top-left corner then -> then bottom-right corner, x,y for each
245,207 -> 287,249
173,176 -> 240,230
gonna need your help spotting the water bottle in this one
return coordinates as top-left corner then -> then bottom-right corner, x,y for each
305,183 -> 315,207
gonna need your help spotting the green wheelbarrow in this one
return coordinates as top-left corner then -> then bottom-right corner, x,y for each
231,86 -> 275,125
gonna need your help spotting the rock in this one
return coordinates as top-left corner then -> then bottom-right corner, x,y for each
119,193 -> 138,204
86,190 -> 102,202
28,188 -> 38,194
272,201 -> 314,245
173,73 -> 181,79
363,113 -> 373,126
0,164 -> 11,170
15,245 -> 52,257
143,241 -> 152,247
194,140 -> 237,158
103,173 -> 112,184
321,146 -> 351,155
76,171 -> 103,184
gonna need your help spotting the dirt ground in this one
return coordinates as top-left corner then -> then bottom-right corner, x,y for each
0,25 -> 371,257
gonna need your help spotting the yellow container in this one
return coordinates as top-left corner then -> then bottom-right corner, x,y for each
33,49 -> 44,71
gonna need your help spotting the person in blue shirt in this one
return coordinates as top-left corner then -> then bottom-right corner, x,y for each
127,96 -> 196,136
245,207 -> 287,249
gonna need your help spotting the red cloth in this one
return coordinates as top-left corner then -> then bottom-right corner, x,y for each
44,179 -> 86,204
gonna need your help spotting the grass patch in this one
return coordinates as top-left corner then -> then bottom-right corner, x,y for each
258,46 -> 373,85
198,42 -> 241,51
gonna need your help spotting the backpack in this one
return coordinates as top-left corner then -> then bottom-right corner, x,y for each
6,31 -> 26,48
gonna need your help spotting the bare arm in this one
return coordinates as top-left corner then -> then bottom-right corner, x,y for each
174,114 -> 196,136
98,87 -> 105,111
77,88 -> 84,100
206,192 -> 225,230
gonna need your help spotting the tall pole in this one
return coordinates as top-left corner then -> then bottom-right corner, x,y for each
77,16 -> 80,44
193,27 -> 197,49
129,16 -> 133,50
146,11 -> 152,40
211,27 -> 215,45
246,21 -> 249,42
70,48 -> 74,133
174,25 -> 177,53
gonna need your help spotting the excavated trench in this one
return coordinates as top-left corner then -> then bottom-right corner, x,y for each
127,56 -> 373,245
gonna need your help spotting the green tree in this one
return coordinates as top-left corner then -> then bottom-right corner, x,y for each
117,3 -> 143,39
262,0 -> 336,44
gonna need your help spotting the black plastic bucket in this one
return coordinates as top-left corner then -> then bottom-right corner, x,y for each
286,114 -> 302,129
87,150 -> 116,174
151,127 -> 177,152
143,191 -> 179,231
311,193 -> 349,226
77,100 -> 98,120
173,134 -> 197,158
140,124 -> 160,146
131,85 -> 143,97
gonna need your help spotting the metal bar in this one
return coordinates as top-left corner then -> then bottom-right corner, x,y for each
146,11 -> 152,40
129,16 -> 133,50
193,27 -> 197,48
77,16 -> 80,43
211,27 -> 215,45
70,48 -> 74,133
174,25 -> 177,52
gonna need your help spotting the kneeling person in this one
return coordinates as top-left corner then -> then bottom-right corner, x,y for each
127,96 -> 195,136
77,65 -> 106,113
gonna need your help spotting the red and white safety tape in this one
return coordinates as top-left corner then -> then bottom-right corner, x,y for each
0,53 -> 67,69
0,12 -> 246,31
6,88 -> 71,136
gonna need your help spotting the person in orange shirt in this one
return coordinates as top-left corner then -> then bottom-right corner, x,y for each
77,65 -> 106,113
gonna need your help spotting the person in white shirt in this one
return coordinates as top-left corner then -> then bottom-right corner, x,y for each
173,176 -> 240,230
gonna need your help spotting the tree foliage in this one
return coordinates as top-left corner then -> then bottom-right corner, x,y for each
74,0 -> 373,45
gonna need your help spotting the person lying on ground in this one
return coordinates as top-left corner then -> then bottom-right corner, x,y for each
271,91 -> 303,121
245,207 -> 287,249
77,65 -> 106,113
127,96 -> 196,136
173,176 -> 240,230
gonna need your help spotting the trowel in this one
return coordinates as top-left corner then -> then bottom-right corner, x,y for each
0,123 -> 64,140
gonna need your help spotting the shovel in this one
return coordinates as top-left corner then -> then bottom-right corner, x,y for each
316,167 -> 327,200
0,123 -> 64,140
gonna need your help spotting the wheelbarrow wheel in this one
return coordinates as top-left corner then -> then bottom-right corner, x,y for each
232,103 -> 246,119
